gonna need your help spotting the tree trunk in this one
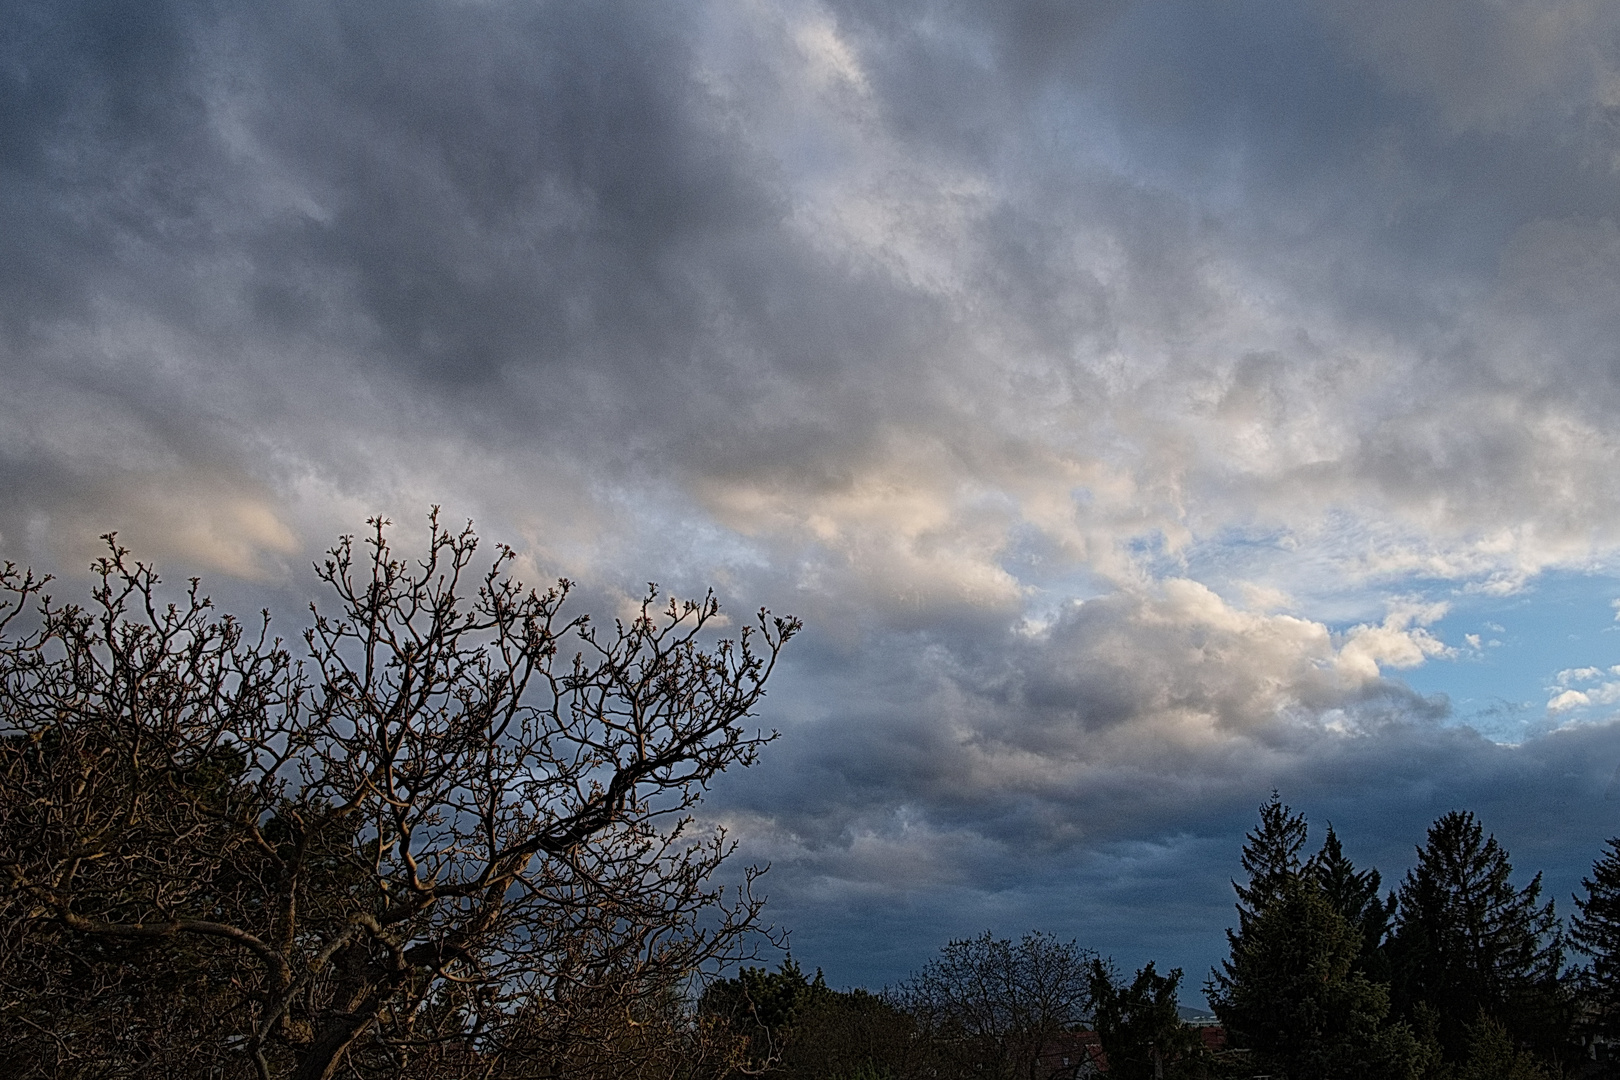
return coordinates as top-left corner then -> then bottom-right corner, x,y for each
289,1001 -> 383,1080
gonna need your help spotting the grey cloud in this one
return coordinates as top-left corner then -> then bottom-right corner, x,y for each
1318,0 -> 1620,134
721,579 -> 1454,874
10,0 -> 1620,585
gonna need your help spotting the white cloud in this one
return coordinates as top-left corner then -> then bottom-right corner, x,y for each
1549,689 -> 1592,712
1557,666 -> 1606,687
1335,601 -> 1453,681
1548,678 -> 1620,714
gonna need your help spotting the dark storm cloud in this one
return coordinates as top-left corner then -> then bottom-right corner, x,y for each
8,0 -> 1617,565
722,580 -> 1452,865
3,0 -> 1015,571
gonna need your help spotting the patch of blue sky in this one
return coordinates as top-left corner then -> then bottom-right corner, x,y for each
1122,528 -> 1189,579
1375,569 -> 1620,743
1170,518 -> 1620,742
1176,515 -> 1394,623
998,521 -> 1113,633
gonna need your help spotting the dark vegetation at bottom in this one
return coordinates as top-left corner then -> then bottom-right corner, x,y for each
701,796 -> 1620,1080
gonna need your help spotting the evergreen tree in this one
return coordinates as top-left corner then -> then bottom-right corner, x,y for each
1208,798 -> 1428,1079
703,965 -> 940,1080
1235,792 -> 1310,926
1088,960 -> 1206,1080
787,989 -> 935,1080
700,958 -> 831,1073
1454,1013 -> 1551,1080
1211,876 -> 1427,1079
1387,811 -> 1568,1066
1207,793 -> 1309,1009
1308,825 -> 1395,982
1571,837 -> 1620,1042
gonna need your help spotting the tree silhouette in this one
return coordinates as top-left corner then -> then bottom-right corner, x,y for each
1308,825 -> 1395,982
1210,797 -> 1428,1080
1387,811 -> 1566,1066
1571,837 -> 1620,1044
0,514 -> 797,1080
1087,960 -> 1205,1080
1207,792 -> 1308,1010
898,930 -> 1093,1080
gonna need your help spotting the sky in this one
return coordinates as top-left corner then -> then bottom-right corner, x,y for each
6,0 -> 1620,1002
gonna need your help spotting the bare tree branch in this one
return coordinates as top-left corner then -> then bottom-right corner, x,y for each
0,513 -> 795,1080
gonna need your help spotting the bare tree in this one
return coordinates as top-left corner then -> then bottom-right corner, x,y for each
897,930 -> 1094,1080
0,512 -> 797,1080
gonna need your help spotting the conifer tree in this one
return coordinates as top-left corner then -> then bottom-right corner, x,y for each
1234,792 -> 1309,927
1571,837 -> 1620,1040
1454,1013 -> 1551,1080
1088,960 -> 1206,1080
1212,875 -> 1427,1079
1207,792 -> 1308,1008
1209,797 -> 1427,1079
1309,825 -> 1395,981
1387,811 -> 1567,1066
699,958 -> 831,1074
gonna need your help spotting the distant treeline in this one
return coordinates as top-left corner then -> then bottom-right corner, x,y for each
703,795 -> 1620,1080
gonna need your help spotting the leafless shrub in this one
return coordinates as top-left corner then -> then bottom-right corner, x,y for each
897,930 -> 1095,1080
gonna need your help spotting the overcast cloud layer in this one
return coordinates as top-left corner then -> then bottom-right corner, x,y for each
7,0 -> 1620,992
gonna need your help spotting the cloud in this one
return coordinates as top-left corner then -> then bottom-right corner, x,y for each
8,0 -> 1620,597
1318,0 -> 1620,134
723,579 -> 1453,888
1548,665 -> 1620,715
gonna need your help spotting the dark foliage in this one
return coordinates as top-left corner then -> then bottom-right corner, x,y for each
897,930 -> 1093,1080
1207,792 -> 1308,1012
1452,1012 -> 1552,1080
1088,960 -> 1207,1080
1210,797 -> 1430,1080
703,960 -> 933,1080
1387,811 -> 1569,1067
1235,792 -> 1309,926
1213,873 -> 1429,1080
0,514 -> 797,1080
1309,825 -> 1395,984
1573,837 -> 1620,1045
783,989 -> 930,1080
702,958 -> 833,1073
